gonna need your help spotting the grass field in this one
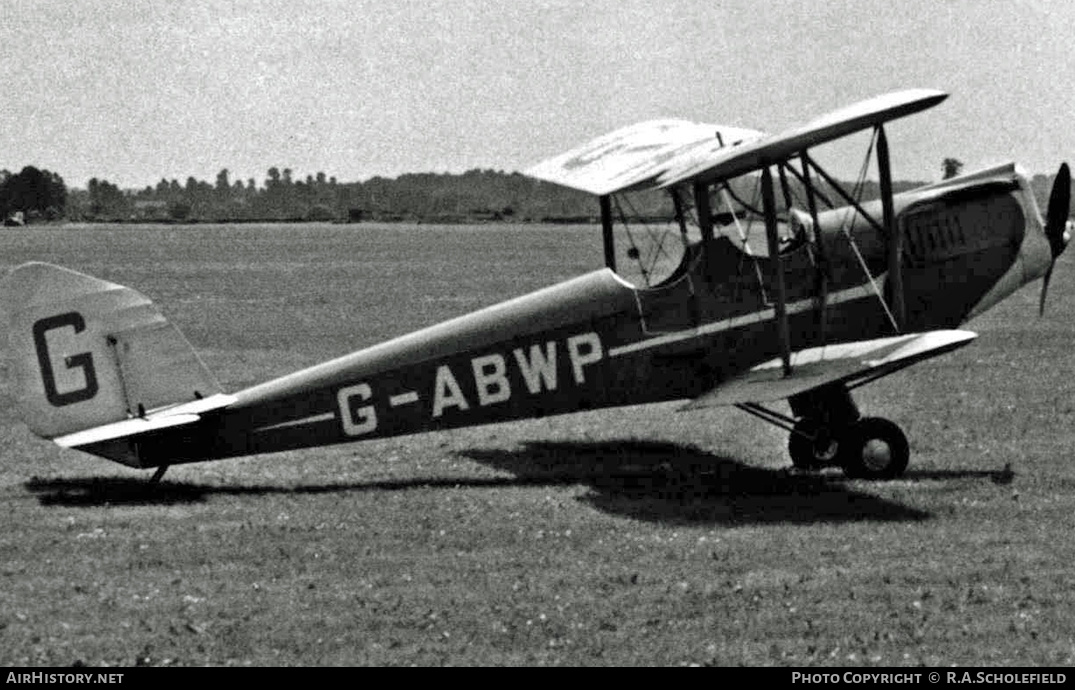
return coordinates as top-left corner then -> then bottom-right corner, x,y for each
1,222 -> 1074,666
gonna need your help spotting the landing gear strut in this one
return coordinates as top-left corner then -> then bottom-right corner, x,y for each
149,465 -> 170,484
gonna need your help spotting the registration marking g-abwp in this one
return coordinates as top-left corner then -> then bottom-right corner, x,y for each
337,331 -> 603,437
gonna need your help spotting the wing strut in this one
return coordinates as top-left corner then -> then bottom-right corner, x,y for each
599,195 -> 616,272
805,156 -> 885,235
670,186 -> 691,246
876,125 -> 904,329
797,153 -> 830,344
693,180 -> 715,245
777,165 -> 794,211
760,167 -> 793,376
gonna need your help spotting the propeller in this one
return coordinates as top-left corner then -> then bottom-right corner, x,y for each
1039,162 -> 1071,316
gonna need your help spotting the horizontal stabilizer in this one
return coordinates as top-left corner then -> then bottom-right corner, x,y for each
54,393 -> 236,449
683,330 -> 976,409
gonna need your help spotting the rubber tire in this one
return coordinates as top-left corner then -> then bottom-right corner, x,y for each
788,418 -> 838,470
840,417 -> 910,479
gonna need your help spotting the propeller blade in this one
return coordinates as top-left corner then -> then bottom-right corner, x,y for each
1038,163 -> 1071,317
1046,162 -> 1071,259
1039,262 -> 1053,317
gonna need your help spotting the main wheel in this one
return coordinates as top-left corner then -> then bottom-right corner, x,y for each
788,418 -> 840,470
839,417 -> 909,479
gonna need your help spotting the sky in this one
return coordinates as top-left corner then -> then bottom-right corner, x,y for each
2,0 -> 1073,190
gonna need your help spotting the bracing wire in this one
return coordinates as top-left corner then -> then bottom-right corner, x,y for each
719,184 -> 769,304
610,195 -> 648,285
829,129 -> 900,333
627,193 -> 677,272
614,193 -> 679,287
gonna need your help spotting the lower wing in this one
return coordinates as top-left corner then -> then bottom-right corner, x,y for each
683,330 -> 977,409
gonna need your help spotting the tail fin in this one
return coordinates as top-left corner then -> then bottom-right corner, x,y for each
1,262 -> 223,446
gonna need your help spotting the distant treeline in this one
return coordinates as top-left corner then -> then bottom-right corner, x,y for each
1,164 -> 1070,225
0,166 -> 68,221
72,168 -> 602,224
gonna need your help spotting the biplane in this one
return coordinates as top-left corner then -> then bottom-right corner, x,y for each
3,89 -> 1070,481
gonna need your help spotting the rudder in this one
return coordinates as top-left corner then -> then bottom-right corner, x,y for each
1,262 -> 223,442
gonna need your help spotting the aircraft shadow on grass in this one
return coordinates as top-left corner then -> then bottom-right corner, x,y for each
23,440 -> 1007,524
458,440 -> 934,525
21,473 -> 537,508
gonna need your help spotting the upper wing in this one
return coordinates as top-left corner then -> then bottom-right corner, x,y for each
524,89 -> 946,195
682,329 -> 976,409
524,119 -> 765,195
657,89 -> 947,189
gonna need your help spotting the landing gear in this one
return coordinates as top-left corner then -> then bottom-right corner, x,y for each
740,383 -> 911,479
788,418 -> 839,470
788,416 -> 909,478
838,417 -> 909,479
